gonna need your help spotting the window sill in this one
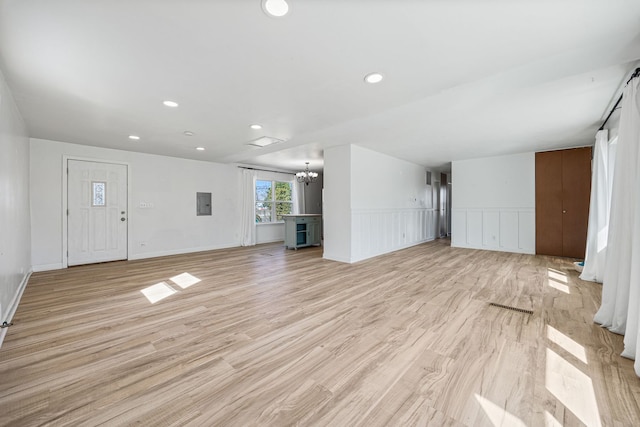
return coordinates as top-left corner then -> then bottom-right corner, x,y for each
256,221 -> 285,226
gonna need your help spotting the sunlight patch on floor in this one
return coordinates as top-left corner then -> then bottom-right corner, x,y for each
548,269 -> 567,283
544,410 -> 563,427
474,394 -> 527,427
548,278 -> 570,294
545,348 -> 601,427
141,282 -> 177,304
170,272 -> 201,289
547,325 -> 588,364
547,269 -> 570,293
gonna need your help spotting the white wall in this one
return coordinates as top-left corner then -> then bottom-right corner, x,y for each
0,70 -> 31,344
452,152 -> 535,254
323,145 -> 352,262
324,145 -> 435,263
30,139 -> 242,270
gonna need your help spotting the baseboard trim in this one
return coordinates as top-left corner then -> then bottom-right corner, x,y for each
322,253 -> 352,263
450,242 -> 534,255
256,238 -> 285,245
352,239 -> 434,264
128,243 -> 241,261
32,263 -> 64,272
0,269 -> 32,348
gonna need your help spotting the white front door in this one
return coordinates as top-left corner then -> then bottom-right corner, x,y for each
67,160 -> 128,266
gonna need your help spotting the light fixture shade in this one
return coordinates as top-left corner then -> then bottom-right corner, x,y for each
364,72 -> 384,84
262,0 -> 289,17
296,162 -> 318,186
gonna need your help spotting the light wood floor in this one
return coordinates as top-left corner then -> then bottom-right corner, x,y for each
1,240 -> 639,426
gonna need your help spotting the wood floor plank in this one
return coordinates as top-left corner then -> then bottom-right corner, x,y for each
1,240 -> 639,426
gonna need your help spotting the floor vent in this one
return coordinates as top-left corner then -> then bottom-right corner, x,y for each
489,302 -> 533,315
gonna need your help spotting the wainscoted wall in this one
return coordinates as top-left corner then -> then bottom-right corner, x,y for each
324,145 -> 435,263
451,208 -> 535,254
452,152 -> 535,255
351,208 -> 437,262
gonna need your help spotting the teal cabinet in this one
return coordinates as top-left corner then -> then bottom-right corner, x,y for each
283,214 -> 322,249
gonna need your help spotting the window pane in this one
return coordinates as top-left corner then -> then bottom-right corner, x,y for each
275,181 -> 292,202
275,202 -> 292,221
255,202 -> 273,223
256,180 -> 272,202
92,181 -> 106,206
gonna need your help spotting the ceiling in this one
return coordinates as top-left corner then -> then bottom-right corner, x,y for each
1,1 -> 639,173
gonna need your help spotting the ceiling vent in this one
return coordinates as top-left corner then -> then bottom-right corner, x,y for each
246,136 -> 285,148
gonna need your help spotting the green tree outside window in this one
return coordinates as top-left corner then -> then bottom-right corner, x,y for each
255,180 -> 292,223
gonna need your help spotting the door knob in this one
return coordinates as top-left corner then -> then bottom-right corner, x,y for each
121,218 -> 126,221
562,210 -> 567,214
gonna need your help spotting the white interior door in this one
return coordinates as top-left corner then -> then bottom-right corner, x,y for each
67,160 -> 128,266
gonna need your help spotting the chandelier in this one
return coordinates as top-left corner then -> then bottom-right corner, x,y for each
296,162 -> 318,186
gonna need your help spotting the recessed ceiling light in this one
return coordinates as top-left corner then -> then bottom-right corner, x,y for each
183,131 -> 194,136
250,124 -> 262,130
246,136 -> 285,147
128,135 -> 140,140
196,147 -> 205,151
163,100 -> 179,107
262,0 -> 289,17
364,72 -> 384,84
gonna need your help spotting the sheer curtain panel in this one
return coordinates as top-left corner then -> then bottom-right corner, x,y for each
619,76 -> 640,374
593,76 -> 640,375
240,169 -> 257,246
580,130 -> 611,282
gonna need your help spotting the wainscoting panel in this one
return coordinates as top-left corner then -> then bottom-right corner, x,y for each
451,210 -> 467,247
518,211 -> 536,251
452,208 -> 535,254
482,211 -> 500,248
467,211 -> 483,247
351,208 -> 436,262
499,211 -> 519,249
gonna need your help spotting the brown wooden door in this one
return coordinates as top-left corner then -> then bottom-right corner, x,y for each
536,151 -> 563,256
561,148 -> 592,258
535,147 -> 591,258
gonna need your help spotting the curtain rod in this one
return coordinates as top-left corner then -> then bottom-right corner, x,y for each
237,165 -> 294,175
599,67 -> 640,131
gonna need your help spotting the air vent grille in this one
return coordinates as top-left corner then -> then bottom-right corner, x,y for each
489,302 -> 533,315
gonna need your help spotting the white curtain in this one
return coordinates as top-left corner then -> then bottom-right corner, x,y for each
594,76 -> 640,372
621,76 -> 640,374
580,130 -> 612,282
240,169 -> 257,246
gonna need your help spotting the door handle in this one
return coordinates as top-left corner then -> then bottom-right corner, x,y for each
121,218 -> 126,221
563,210 -> 567,214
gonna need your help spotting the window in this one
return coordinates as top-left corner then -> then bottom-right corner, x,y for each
255,180 -> 292,223
92,181 -> 106,206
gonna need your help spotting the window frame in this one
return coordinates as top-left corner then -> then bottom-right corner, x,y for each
255,179 -> 293,224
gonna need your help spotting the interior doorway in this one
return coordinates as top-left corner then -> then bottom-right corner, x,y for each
67,160 -> 128,266
436,172 -> 451,239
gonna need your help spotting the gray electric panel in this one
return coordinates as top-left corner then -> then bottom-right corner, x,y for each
196,192 -> 212,216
